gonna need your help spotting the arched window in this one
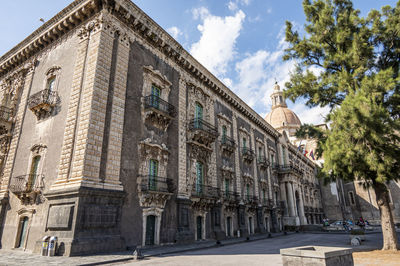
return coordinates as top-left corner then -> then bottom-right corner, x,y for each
46,76 -> 56,92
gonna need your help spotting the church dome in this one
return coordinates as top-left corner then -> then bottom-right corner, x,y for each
264,107 -> 301,129
264,82 -> 301,136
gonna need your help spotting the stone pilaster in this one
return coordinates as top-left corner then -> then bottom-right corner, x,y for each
286,182 -> 295,217
250,128 -> 259,198
232,115 -> 241,197
52,14 -> 122,190
280,182 -> 288,216
103,33 -> 129,189
209,101 -> 217,188
177,77 -> 187,198
53,24 -> 92,188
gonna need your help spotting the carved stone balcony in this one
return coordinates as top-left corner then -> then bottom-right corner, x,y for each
191,184 -> 220,211
222,190 -> 239,204
257,156 -> 270,169
0,106 -> 13,135
220,136 -> 236,155
241,147 -> 254,163
191,184 -> 220,199
274,164 -> 303,176
28,89 -> 59,119
143,95 -> 176,131
137,175 -> 173,208
9,174 -> 44,204
188,118 -> 218,148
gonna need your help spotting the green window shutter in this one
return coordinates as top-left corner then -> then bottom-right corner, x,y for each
151,85 -> 161,97
225,178 -> 229,197
29,156 -> 41,189
151,85 -> 161,109
222,126 -> 227,143
196,162 -> 203,193
195,102 -> 203,120
149,159 -> 158,190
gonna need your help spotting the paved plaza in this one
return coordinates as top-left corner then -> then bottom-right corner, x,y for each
0,232 -> 398,266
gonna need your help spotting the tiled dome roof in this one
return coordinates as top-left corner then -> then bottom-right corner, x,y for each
264,107 -> 301,129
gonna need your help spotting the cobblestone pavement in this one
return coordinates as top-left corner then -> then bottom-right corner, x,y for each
0,232 -> 398,266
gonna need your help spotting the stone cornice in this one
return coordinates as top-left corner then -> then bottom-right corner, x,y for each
0,0 -> 101,77
0,0 -> 280,141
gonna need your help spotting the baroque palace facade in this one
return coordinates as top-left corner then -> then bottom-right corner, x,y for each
0,0 -> 323,256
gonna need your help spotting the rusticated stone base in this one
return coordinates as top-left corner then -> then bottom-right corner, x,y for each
42,187 -> 126,256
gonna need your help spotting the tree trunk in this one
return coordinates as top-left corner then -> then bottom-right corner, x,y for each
373,182 -> 398,250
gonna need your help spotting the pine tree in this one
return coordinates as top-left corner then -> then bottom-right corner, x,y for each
284,0 -> 400,250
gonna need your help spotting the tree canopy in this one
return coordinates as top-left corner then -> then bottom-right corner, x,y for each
284,0 -> 400,184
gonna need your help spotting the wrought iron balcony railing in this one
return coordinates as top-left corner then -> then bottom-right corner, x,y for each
244,195 -> 258,205
9,174 -> 44,194
188,118 -> 219,138
143,95 -> 176,117
222,190 -> 239,201
139,175 -> 173,193
191,184 -> 220,199
273,164 -> 304,175
28,89 -> 59,110
0,106 -> 13,122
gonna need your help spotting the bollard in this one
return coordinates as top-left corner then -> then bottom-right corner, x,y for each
133,246 -> 143,260
41,236 -> 50,256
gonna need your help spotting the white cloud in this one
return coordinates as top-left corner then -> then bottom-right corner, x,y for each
190,7 -> 246,77
192,7 -> 210,20
229,31 -> 329,125
167,26 -> 182,39
227,1 -> 238,11
239,0 -> 251,6
291,104 -> 330,125
267,8 -> 272,14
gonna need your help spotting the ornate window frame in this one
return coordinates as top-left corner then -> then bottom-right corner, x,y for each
187,83 -> 213,123
142,65 -> 172,102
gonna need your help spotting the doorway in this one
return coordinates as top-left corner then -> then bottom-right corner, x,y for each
145,215 -> 156,245
227,217 -> 232,237
16,217 -> 29,248
248,217 -> 253,234
196,216 -> 203,240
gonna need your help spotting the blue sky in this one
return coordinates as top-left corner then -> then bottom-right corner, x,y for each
1,0 -> 397,124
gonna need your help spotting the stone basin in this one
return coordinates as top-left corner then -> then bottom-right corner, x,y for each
280,245 -> 353,266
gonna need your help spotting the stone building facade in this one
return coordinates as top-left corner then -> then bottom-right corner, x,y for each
0,0 -> 323,256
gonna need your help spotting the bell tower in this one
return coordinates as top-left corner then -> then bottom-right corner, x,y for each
270,82 -> 287,109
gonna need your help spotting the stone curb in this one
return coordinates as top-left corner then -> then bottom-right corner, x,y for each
80,232 -> 292,265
